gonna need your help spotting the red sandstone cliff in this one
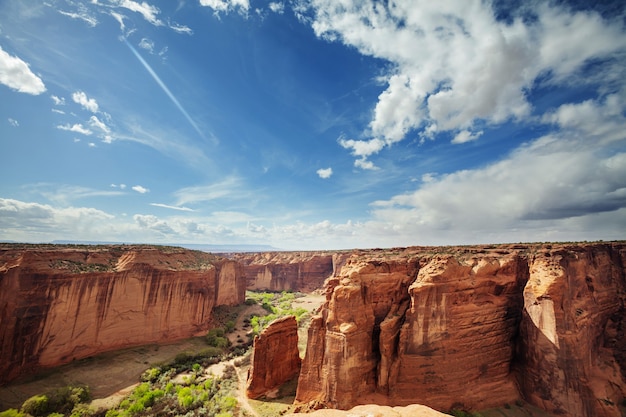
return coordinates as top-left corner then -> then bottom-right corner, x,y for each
246,315 -> 301,399
228,251 -> 343,292
294,243 -> 626,417
0,244 -> 245,385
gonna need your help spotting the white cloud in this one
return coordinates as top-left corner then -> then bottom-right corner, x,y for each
57,123 -> 93,135
150,203 -> 194,212
0,198 -> 115,242
132,185 -> 150,194
88,115 -> 111,134
116,0 -> 163,26
543,94 -> 626,144
354,158 -> 378,170
316,167 -> 333,179
51,95 -> 65,105
173,177 -> 246,206
269,2 -> 284,14
0,46 -> 46,95
199,0 -> 250,15
306,0 -> 626,165
169,22 -> 193,35
8,118 -> 19,127
72,91 -> 99,112
138,38 -> 154,53
451,129 -> 483,144
58,9 -> 98,27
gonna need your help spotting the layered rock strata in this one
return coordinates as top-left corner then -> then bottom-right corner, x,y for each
295,243 -> 626,417
246,315 -> 301,399
228,251 -> 344,292
0,244 -> 245,385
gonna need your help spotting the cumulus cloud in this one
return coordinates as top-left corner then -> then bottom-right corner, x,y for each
8,118 -> 19,127
316,167 -> 333,179
0,198 -> 115,242
269,2 -> 284,14
72,91 -> 99,112
0,46 -> 46,95
199,0 -> 250,15
57,123 -> 93,135
132,185 -> 150,194
370,134 -> 626,238
306,0 -> 626,166
452,129 -> 483,144
89,115 -> 111,134
51,95 -> 65,105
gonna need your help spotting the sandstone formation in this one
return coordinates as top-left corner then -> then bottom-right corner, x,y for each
246,315 -> 301,399
228,251 -> 344,292
286,403 -> 448,417
0,244 -> 245,385
295,243 -> 626,417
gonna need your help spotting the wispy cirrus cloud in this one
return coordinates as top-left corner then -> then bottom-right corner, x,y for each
0,45 -> 46,95
57,7 -> 98,27
150,203 -> 194,212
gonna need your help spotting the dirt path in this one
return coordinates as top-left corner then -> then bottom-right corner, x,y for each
230,359 -> 259,417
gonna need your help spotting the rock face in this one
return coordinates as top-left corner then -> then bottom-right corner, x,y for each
228,252 -> 341,292
0,244 -> 245,385
286,403 -> 448,417
246,315 -> 301,399
295,243 -> 626,417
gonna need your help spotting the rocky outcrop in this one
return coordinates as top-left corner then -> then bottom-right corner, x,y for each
295,243 -> 626,417
228,251 -> 342,292
0,244 -> 245,385
246,315 -> 301,399
287,403 -> 448,417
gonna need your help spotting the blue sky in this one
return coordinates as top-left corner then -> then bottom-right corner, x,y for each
1,0 -> 625,250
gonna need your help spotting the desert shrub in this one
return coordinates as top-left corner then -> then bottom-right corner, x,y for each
21,394 -> 49,417
244,298 -> 256,305
140,366 -> 161,382
206,328 -> 229,348
69,403 -> 94,417
0,409 -> 25,417
224,320 -> 236,333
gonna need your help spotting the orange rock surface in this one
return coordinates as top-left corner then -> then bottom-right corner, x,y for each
228,251 -> 341,292
246,315 -> 301,399
286,403 -> 448,417
0,244 -> 245,385
295,243 -> 626,417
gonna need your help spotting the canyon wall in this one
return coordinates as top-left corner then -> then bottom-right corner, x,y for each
228,251 -> 342,293
295,243 -> 626,417
0,245 -> 245,385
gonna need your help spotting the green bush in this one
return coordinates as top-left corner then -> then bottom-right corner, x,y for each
0,409 -> 25,417
141,366 -> 161,382
206,328 -> 229,348
69,403 -> 93,417
21,394 -> 49,417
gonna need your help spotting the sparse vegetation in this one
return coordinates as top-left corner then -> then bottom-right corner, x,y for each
246,291 -> 309,336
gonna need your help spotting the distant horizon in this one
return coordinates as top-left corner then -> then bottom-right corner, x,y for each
1,1 -> 625,250
1,238 -> 623,254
